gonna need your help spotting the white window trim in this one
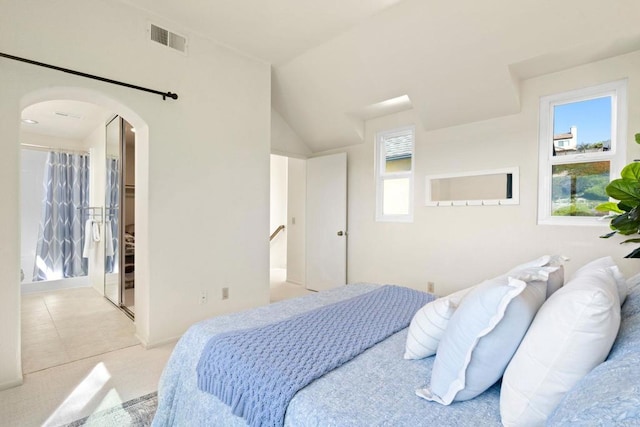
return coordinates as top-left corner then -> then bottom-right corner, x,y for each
375,125 -> 415,223
537,79 -> 628,226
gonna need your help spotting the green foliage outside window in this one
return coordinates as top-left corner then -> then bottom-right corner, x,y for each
552,161 -> 610,217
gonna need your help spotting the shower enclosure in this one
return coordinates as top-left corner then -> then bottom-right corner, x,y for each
20,112 -> 135,317
21,149 -> 91,292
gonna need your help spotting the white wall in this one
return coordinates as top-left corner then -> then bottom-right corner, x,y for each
20,132 -> 90,152
271,108 -> 312,158
286,158 -> 306,285
341,51 -> 640,297
0,0 -> 270,389
19,148 -> 48,284
270,155 -> 287,269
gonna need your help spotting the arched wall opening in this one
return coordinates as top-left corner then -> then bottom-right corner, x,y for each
14,86 -> 151,382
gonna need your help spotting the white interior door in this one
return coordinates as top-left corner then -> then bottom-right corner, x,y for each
306,153 -> 347,291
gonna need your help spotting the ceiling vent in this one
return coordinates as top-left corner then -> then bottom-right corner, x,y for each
54,111 -> 82,119
149,23 -> 187,54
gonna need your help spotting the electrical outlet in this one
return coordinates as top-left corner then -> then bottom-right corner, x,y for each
222,287 -> 229,300
200,289 -> 208,304
427,282 -> 435,294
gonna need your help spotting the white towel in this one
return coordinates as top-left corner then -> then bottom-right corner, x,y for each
82,219 -> 93,258
92,221 -> 101,242
105,221 -> 115,257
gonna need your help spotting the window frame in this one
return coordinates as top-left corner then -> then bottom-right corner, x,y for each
537,79 -> 628,226
375,125 -> 415,223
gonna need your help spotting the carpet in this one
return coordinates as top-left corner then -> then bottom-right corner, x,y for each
64,392 -> 157,427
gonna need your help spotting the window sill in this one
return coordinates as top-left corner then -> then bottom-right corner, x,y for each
376,215 -> 414,223
537,216 -> 612,227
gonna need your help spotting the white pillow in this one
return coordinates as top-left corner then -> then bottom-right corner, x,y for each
404,298 -> 455,359
571,256 -> 627,304
508,255 -> 552,270
509,255 -> 566,297
446,286 -> 475,306
405,264 -> 560,362
404,263 -> 557,362
609,265 -> 628,304
500,266 -> 621,427
404,286 -> 474,359
416,275 -> 547,405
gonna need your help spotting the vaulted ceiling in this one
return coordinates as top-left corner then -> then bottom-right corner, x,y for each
120,0 -> 640,153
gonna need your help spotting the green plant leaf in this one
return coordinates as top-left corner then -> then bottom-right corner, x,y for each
618,201 -> 634,212
621,162 -> 640,181
595,202 -> 624,213
624,246 -> 640,258
599,138 -> 640,251
600,231 -> 617,238
606,178 -> 640,207
610,211 -> 640,235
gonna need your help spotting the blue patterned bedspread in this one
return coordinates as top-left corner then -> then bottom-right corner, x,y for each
196,285 -> 431,427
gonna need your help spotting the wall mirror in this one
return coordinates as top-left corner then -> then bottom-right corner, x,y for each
425,167 -> 519,206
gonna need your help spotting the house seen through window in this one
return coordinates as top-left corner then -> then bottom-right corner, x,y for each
538,80 -> 627,225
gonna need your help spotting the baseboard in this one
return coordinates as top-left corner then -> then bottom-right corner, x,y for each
0,376 -> 23,391
138,334 -> 180,350
134,332 -> 148,348
21,276 -> 90,294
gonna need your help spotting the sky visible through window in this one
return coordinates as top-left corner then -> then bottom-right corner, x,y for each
553,96 -> 611,145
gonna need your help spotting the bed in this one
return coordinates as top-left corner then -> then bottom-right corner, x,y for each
153,259 -> 640,427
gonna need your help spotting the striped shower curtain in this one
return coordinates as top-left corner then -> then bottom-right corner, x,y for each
33,151 -> 90,281
105,156 -> 120,274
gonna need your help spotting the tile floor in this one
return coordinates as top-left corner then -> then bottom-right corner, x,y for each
0,276 -> 310,426
21,287 -> 138,374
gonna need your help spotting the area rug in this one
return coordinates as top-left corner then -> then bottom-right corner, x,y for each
64,392 -> 157,427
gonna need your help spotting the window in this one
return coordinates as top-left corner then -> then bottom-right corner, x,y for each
538,80 -> 627,225
376,126 -> 415,222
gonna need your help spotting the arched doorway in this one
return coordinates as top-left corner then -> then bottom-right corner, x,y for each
18,87 -> 149,373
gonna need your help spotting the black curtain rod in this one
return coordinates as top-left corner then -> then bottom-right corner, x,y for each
0,51 -> 178,101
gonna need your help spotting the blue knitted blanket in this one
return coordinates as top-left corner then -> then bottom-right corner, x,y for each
196,285 -> 432,427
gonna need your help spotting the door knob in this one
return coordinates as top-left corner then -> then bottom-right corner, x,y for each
337,231 -> 344,236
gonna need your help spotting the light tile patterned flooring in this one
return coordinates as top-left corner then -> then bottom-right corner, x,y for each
21,287 -> 138,374
0,275 -> 310,426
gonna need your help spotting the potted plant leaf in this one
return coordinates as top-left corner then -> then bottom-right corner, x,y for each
597,133 -> 640,258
